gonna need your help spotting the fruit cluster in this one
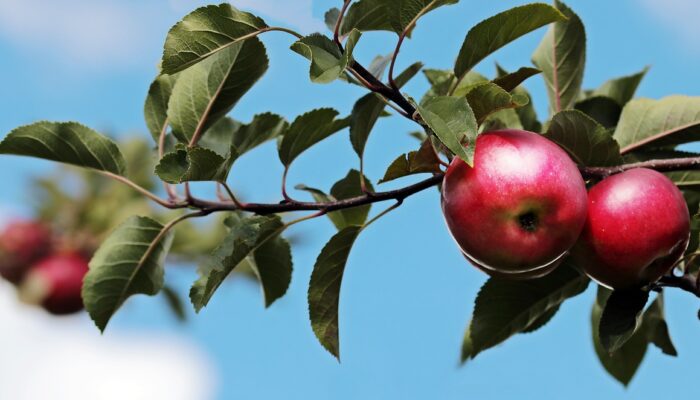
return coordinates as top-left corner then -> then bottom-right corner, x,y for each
442,129 -> 690,289
0,220 -> 89,315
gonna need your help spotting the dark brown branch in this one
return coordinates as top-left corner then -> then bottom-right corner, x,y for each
580,156 -> 700,179
657,274 -> 700,298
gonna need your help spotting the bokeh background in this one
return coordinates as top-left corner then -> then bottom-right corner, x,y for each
1,0 -> 699,399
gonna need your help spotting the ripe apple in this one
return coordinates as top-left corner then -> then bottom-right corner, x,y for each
20,252 -> 89,315
441,129 -> 588,279
0,220 -> 52,284
572,168 -> 690,289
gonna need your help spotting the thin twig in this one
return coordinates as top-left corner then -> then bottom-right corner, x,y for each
334,0 -> 353,48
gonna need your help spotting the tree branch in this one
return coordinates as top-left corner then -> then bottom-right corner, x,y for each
657,274 -> 700,298
580,156 -> 700,179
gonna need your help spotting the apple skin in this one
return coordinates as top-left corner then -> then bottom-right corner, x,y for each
572,168 -> 690,290
441,129 -> 588,278
22,253 -> 89,315
0,220 -> 52,284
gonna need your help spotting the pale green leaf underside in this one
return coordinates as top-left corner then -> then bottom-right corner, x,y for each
168,38 -> 268,144
144,73 -> 179,142
614,95 -> 700,151
418,96 -> 478,165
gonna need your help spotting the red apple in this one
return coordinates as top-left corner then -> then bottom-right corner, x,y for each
0,220 -> 52,284
20,252 -> 89,315
572,168 -> 690,289
441,129 -> 588,278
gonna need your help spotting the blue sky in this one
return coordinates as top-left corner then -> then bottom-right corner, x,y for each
1,0 -> 700,399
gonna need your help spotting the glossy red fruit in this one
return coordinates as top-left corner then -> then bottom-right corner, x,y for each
0,220 -> 52,284
441,129 -> 588,279
21,253 -> 89,315
572,168 -> 690,289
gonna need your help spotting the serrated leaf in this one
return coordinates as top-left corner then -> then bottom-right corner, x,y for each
161,3 -> 268,74
190,215 -> 285,312
291,30 -> 361,84
455,3 -> 566,89
465,82 -> 529,125
495,65 -> 542,132
340,0 -> 458,36
0,121 -> 126,175
379,139 -> 442,183
82,216 -> 175,331
168,38 -> 268,144
592,287 -> 648,387
544,110 -> 622,167
297,170 -> 374,230
279,108 -> 348,166
338,0 -> 394,36
418,96 -> 477,165
155,146 -> 229,183
532,0 -> 586,114
422,69 -> 487,99
481,109 -> 524,132
491,67 -> 541,92
593,67 -> 649,106
350,62 -> 423,157
521,305 -> 560,334
614,96 -> 700,153
144,73 -> 179,142
462,263 -> 589,362
249,236 -> 293,308
599,288 -> 650,353
308,226 -> 362,359
574,96 -> 622,129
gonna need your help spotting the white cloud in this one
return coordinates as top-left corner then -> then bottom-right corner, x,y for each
0,0 -> 156,69
0,282 -> 218,400
640,0 -> 700,52
169,0 -> 325,33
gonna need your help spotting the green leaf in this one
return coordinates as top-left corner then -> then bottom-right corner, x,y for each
162,285 -> 187,322
465,82 -> 529,125
190,215 -> 285,312
667,170 -> 700,188
144,73 -> 179,142
598,288 -> 650,353
574,96 -> 622,129
593,67 -> 649,106
454,3 -> 566,88
418,96 -> 478,165
495,65 -> 542,132
461,263 -> 589,362
532,0 -> 586,114
350,62 -> 423,157
481,109 -> 524,132
291,30 -> 361,84
0,121 -> 126,175
521,305 -> 560,334
642,293 -> 677,356
367,55 -> 393,79
161,3 -> 268,74
249,235 -> 293,308
379,139 -> 442,183
155,146 -> 229,183
338,0 -> 394,36
167,38 -> 268,144
491,67 -> 541,92
340,0 -> 458,36
613,96 -> 700,153
324,8 -> 341,32
422,69 -> 487,98
278,108 -> 348,166
297,170 -> 374,230
82,216 -> 175,331
592,287 -> 648,387
544,110 -> 622,167
308,226 -> 362,359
